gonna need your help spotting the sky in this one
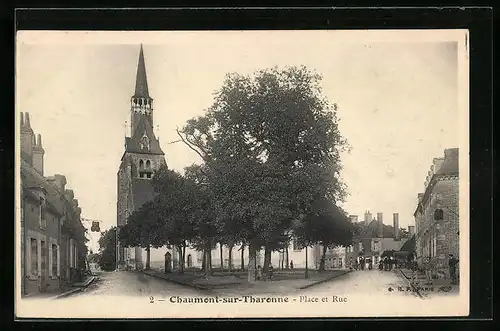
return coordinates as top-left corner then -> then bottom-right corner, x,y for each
16,31 -> 465,253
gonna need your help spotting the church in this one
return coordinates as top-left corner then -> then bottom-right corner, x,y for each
116,45 -> 345,272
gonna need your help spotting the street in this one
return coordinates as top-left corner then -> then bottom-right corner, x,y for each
71,271 -> 204,298
307,269 -> 420,299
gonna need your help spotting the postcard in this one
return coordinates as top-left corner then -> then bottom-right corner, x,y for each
15,29 -> 469,318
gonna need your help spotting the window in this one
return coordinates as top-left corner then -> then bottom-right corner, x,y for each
30,238 -> 38,276
139,159 -> 144,170
39,197 -> 46,229
146,173 -> 152,179
52,244 -> 58,277
146,160 -> 151,169
41,240 -> 46,275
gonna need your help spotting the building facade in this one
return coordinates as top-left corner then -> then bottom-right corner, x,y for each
414,148 -> 459,280
19,112 -> 88,296
345,212 -> 411,266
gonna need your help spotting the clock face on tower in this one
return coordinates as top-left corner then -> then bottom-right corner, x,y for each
140,132 -> 150,150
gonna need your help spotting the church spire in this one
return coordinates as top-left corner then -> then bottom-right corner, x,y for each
130,44 -> 154,137
134,44 -> 149,98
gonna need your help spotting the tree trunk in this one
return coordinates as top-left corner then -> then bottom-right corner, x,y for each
145,244 -> 151,270
263,246 -> 272,274
285,245 -> 289,269
305,246 -> 309,278
228,245 -> 233,272
182,244 -> 186,271
319,244 -> 328,272
177,246 -> 185,274
247,240 -> 257,282
204,242 -> 212,277
219,243 -> 224,271
201,250 -> 206,272
241,244 -> 245,271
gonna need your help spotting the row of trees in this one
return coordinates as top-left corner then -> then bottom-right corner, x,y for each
119,66 -> 354,280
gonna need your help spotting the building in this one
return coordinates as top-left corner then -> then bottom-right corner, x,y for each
414,148 -> 459,280
19,112 -> 87,296
346,211 -> 411,266
116,45 -> 203,270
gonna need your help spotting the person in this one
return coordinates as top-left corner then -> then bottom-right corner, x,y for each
360,257 -> 365,270
383,257 -> 388,271
256,265 -> 262,280
423,257 -> 433,285
368,259 -> 373,270
378,259 -> 384,271
448,254 -> 459,284
290,260 -> 294,270
269,265 -> 274,280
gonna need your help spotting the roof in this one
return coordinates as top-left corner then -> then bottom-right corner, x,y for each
126,116 -> 164,155
131,178 -> 155,210
435,148 -> 459,176
358,219 -> 395,238
134,45 -> 150,98
379,238 -> 407,251
20,159 -> 62,216
399,234 -> 416,252
414,148 -> 459,215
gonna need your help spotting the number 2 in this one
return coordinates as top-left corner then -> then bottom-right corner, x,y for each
150,296 -> 154,303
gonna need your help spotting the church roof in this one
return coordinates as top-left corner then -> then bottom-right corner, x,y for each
134,44 -> 150,98
131,178 -> 155,210
126,116 -> 164,155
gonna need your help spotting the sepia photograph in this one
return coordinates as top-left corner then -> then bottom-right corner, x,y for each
15,29 -> 469,318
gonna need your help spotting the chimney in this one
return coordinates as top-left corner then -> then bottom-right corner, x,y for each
20,112 -> 34,164
393,213 -> 400,240
408,226 -> 415,237
364,210 -> 372,223
377,213 -> 383,237
349,215 -> 358,223
32,133 -> 45,175
49,174 -> 67,193
65,189 -> 75,201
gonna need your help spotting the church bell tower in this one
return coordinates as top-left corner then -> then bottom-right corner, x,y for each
116,44 -> 166,271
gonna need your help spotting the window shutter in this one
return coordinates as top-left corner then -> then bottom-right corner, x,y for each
57,244 -> 60,276
37,239 -> 41,276
25,238 -> 31,276
48,242 -> 53,277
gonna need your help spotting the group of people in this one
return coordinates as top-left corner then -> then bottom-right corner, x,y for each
415,254 -> 459,285
349,256 -> 397,271
256,264 -> 275,281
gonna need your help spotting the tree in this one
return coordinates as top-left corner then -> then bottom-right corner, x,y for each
98,227 -> 117,271
177,66 -> 349,281
152,165 -> 199,274
118,200 -> 164,270
295,198 -> 353,271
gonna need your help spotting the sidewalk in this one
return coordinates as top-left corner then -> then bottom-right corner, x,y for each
22,275 -> 98,300
398,268 -> 459,298
144,268 -> 352,295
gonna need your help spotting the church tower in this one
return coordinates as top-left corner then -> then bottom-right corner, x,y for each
116,45 -> 167,270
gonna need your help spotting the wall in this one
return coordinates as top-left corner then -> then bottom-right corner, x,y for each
24,197 -> 60,294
